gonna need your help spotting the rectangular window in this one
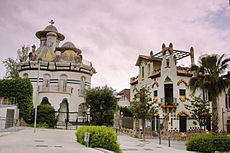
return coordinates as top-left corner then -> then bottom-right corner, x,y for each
142,66 -> 144,78
203,90 -> 212,101
226,94 -> 230,109
179,89 -> 186,96
154,90 -> 158,97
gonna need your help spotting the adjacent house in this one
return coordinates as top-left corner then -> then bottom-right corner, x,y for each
130,43 -> 230,136
117,89 -> 130,107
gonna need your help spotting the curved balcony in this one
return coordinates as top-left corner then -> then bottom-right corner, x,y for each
39,85 -> 73,95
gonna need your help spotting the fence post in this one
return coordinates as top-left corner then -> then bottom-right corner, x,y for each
158,118 -> 161,144
168,136 -> 170,147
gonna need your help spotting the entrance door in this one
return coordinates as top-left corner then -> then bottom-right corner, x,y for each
59,100 -> 68,122
179,116 -> 187,132
227,120 -> 230,134
5,109 -> 14,128
206,115 -> 211,131
164,84 -> 173,105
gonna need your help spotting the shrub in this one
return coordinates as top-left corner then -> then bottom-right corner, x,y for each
32,104 -> 56,128
76,126 -> 122,153
186,134 -> 230,152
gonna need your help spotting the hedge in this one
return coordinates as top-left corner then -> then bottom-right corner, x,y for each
0,78 -> 33,122
76,126 -> 122,153
186,134 -> 230,152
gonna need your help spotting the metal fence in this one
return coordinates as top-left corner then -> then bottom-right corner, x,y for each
122,117 -> 133,129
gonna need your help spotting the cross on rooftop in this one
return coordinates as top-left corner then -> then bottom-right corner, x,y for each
49,19 -> 55,25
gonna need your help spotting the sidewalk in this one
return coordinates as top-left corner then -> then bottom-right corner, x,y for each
0,127 -> 102,153
118,133 -> 194,153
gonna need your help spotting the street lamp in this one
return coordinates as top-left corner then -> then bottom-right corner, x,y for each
34,58 -> 41,133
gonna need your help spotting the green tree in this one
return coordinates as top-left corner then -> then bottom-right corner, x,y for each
130,86 -> 158,140
185,96 -> 210,129
189,54 -> 230,134
17,45 -> 30,62
119,106 -> 133,117
0,78 -> 33,122
2,57 -> 19,79
85,86 -> 118,126
2,45 -> 30,79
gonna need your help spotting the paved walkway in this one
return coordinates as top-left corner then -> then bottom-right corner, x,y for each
0,127 -> 102,153
0,127 -> 195,153
118,133 -> 194,153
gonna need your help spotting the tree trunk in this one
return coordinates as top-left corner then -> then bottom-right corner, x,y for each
142,118 -> 145,141
212,97 -> 218,134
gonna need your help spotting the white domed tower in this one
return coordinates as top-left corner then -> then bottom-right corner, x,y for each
18,22 -> 96,128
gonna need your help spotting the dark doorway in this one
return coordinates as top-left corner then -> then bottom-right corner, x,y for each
152,116 -> 159,131
206,115 -> 211,131
164,84 -> 173,105
227,120 -> 230,134
179,116 -> 187,132
5,109 -> 14,128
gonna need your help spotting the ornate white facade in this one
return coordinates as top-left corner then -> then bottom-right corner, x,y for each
18,23 -> 96,126
130,43 -> 230,134
130,43 -> 209,133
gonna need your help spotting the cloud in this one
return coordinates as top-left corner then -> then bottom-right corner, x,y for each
0,0 -> 230,91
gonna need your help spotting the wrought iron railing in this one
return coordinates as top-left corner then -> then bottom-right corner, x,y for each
160,97 -> 177,106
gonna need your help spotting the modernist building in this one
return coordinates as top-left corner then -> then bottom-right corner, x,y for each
130,43 -> 230,134
18,23 -> 96,126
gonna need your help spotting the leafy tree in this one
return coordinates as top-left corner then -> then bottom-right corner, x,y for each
85,86 -> 118,126
0,78 -> 33,122
185,96 -> 210,129
130,86 -> 158,140
119,106 -> 133,117
2,45 -> 30,79
2,57 -> 19,79
17,45 -> 30,62
189,54 -> 230,134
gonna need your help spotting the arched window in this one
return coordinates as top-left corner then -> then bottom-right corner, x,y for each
43,74 -> 51,88
79,76 -> 86,96
23,73 -> 28,78
59,74 -> 67,92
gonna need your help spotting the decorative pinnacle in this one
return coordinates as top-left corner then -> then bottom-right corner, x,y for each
49,19 -> 55,25
190,46 -> 194,52
169,42 -> 173,48
162,43 -> 166,49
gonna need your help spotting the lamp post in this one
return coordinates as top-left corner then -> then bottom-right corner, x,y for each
34,58 -> 41,133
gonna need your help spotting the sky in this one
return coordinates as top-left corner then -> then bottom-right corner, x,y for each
0,0 -> 230,92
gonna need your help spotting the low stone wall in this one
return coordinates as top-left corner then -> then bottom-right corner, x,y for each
162,129 -> 208,141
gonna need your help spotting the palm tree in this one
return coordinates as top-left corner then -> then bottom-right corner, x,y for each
189,54 -> 230,134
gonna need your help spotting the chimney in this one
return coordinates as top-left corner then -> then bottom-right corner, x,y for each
150,51 -> 153,57
190,47 -> 195,65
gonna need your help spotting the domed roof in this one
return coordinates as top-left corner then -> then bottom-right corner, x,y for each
62,41 -> 76,49
35,25 -> 65,41
46,32 -> 57,37
56,41 -> 81,54
35,46 -> 56,61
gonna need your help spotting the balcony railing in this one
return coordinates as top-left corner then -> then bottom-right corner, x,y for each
160,97 -> 178,108
39,85 -> 73,94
